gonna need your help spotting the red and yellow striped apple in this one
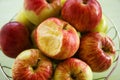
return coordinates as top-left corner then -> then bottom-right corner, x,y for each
53,58 -> 93,80
78,32 -> 116,72
12,49 -> 53,80
61,0 -> 102,33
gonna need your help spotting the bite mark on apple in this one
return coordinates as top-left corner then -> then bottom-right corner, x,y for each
37,21 -> 63,56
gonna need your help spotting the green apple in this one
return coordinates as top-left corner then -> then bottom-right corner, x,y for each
92,14 -> 108,33
14,9 -> 35,33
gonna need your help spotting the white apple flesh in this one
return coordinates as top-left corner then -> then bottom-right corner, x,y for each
53,58 -> 93,80
78,32 -> 116,72
12,49 -> 53,80
33,17 -> 80,60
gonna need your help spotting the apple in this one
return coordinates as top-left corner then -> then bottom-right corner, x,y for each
33,17 -> 80,60
61,0 -> 102,33
12,49 -> 53,80
92,14 -> 108,33
23,0 -> 62,25
78,32 -> 116,72
14,9 -> 36,33
53,58 -> 93,80
0,21 -> 32,58
61,0 -> 67,6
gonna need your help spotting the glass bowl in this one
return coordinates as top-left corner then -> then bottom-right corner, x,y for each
0,15 -> 120,80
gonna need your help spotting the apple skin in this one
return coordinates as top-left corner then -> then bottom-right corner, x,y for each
14,9 -> 35,33
0,21 -> 32,58
92,14 -> 108,33
24,0 -> 61,25
12,49 -> 53,80
33,17 -> 80,60
61,0 -> 102,33
61,0 -> 67,6
78,32 -> 116,72
53,58 -> 93,80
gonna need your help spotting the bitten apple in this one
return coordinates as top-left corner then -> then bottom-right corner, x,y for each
53,58 -> 93,80
12,49 -> 53,80
0,21 -> 32,58
33,17 -> 80,60
24,0 -> 61,25
61,0 -> 102,33
78,32 -> 116,72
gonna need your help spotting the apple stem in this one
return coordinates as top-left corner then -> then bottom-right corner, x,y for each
102,47 -> 109,53
63,23 -> 68,30
71,73 -> 77,79
70,71 -> 82,79
83,0 -> 88,4
32,58 -> 41,70
46,0 -> 52,3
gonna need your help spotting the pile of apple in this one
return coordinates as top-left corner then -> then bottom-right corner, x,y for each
0,0 -> 116,80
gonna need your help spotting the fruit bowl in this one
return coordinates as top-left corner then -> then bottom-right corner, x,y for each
0,15 -> 120,80
0,0 -> 120,80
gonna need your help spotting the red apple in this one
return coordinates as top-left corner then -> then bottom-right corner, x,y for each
53,58 -> 93,80
0,21 -> 32,58
61,0 -> 102,33
24,0 -> 62,25
33,17 -> 80,60
12,49 -> 53,80
78,32 -> 116,72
